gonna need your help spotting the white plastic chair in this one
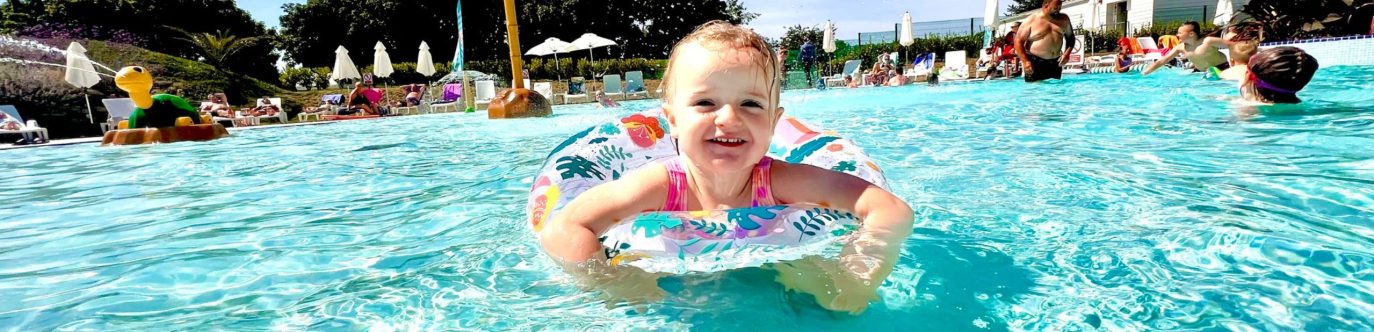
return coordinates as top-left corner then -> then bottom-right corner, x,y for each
100,98 -> 136,132
0,105 -> 48,142
939,50 -> 969,80
825,60 -> 864,87
533,82 -> 553,101
475,80 -> 496,103
1137,37 -> 1164,61
254,98 -> 287,124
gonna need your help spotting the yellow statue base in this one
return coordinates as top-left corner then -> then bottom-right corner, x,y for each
101,116 -> 230,146
487,88 -> 552,119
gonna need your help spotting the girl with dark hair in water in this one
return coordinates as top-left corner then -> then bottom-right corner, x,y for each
1240,47 -> 1319,105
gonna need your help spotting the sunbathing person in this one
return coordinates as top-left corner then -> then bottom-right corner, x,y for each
200,93 -> 236,118
249,97 -> 280,117
0,111 -> 21,130
1015,0 -> 1074,82
1142,21 -> 1229,76
344,82 -> 377,115
403,84 -> 424,106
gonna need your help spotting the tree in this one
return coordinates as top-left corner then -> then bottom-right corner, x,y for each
173,29 -> 263,70
0,0 -> 280,85
1242,0 -> 1372,41
277,0 -> 758,69
1005,0 -> 1044,16
781,25 -> 823,51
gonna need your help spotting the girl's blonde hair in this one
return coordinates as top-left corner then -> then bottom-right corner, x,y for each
661,20 -> 781,107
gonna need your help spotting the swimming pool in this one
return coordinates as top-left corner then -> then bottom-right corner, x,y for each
2,66 -> 1372,330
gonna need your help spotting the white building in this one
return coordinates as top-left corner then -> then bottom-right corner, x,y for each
995,0 -> 1249,35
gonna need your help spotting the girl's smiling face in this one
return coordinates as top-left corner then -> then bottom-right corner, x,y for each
663,42 -> 783,173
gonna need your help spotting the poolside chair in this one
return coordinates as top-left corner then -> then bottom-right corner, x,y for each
427,83 -> 462,113
100,98 -> 136,132
824,60 -> 863,87
300,94 -> 342,121
624,71 -> 650,99
0,105 -> 48,143
560,77 -> 589,104
475,80 -> 496,104
253,98 -> 288,124
532,82 -> 554,101
939,50 -> 969,81
906,53 -> 935,81
389,84 -> 425,115
602,74 -> 624,100
975,51 -> 994,78
1137,37 -> 1164,61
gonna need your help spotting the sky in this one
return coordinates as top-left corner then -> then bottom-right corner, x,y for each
237,0 -> 1009,40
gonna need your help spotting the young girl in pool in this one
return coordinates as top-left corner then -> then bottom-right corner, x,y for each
538,21 -> 915,314
1240,46 -> 1319,104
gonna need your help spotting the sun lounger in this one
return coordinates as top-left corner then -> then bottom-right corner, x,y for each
825,60 -> 863,87
253,98 -> 287,123
533,82 -> 554,102
0,105 -> 48,143
602,74 -> 624,100
906,53 -> 935,81
475,80 -> 496,104
100,98 -> 137,131
427,84 -> 462,113
625,71 -> 650,99
1137,37 -> 1164,61
559,77 -> 590,104
939,50 -> 970,81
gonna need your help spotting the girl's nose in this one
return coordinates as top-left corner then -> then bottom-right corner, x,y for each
715,104 -> 742,128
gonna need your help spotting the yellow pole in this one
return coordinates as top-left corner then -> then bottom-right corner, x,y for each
503,0 -> 524,89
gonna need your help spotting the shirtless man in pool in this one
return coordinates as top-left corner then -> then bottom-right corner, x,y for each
1142,21 -> 1229,76
1015,0 -> 1074,82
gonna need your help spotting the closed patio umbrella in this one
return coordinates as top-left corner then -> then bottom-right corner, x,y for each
64,42 -> 100,123
416,42 -> 436,77
1213,0 -> 1234,26
373,42 -> 394,79
823,20 -> 836,53
984,0 -> 999,48
330,46 -> 361,87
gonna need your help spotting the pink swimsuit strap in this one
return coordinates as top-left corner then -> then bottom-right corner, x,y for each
661,157 -> 777,211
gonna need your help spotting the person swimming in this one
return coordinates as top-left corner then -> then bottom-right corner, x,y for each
1214,22 -> 1265,80
1113,47 -> 1134,73
1142,21 -> 1229,76
1240,46 -> 1319,104
1015,0 -> 1075,82
537,20 -> 914,314
595,90 -> 619,108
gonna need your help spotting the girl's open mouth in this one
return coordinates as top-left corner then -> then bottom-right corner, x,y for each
707,137 -> 747,147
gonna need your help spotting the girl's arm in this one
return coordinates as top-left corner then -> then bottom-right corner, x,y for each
538,165 -> 669,264
771,162 -> 915,314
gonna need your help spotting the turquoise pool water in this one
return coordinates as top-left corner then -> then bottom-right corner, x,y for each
2,66 -> 1373,330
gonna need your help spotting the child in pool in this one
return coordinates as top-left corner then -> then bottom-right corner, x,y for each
539,21 -> 915,314
1240,46 -> 1319,104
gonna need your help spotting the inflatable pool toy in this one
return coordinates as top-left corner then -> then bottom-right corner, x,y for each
527,112 -> 886,273
102,66 -> 229,146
